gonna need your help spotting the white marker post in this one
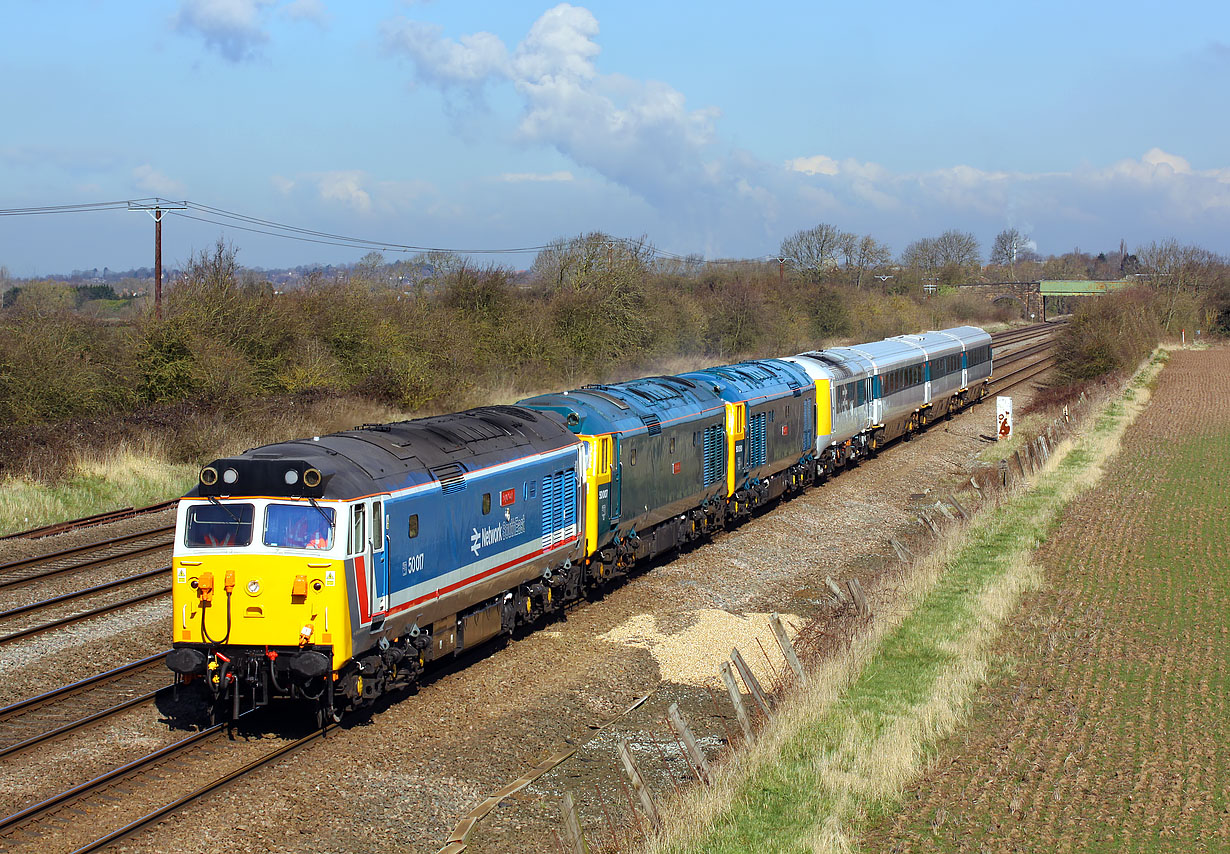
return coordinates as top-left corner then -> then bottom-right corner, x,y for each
996,396 -> 1013,441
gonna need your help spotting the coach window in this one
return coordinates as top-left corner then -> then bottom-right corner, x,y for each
372,501 -> 384,552
482,493 -> 491,515
408,514 -> 419,539
348,504 -> 365,555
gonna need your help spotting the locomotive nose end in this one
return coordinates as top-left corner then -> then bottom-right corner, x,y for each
166,647 -> 208,676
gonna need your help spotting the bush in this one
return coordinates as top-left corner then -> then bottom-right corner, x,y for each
1053,287 -> 1162,382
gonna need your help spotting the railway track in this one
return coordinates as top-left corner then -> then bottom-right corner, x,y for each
0,716 -> 328,854
0,331 -> 1063,854
0,575 -> 170,648
0,528 -> 175,648
0,653 -> 169,759
0,500 -> 178,542
0,526 -> 173,591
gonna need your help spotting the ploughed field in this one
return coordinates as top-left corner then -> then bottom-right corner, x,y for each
863,346 -> 1230,852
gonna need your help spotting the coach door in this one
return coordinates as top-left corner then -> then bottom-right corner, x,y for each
351,497 -> 390,627
610,435 -> 622,526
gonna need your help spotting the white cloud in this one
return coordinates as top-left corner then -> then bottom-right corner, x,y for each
270,174 -> 296,194
1142,147 -> 1191,174
384,6 -> 1230,255
281,0 -> 327,25
174,0 -> 276,61
386,3 -> 727,209
786,155 -> 839,176
132,164 -> 186,195
384,20 -> 508,86
315,171 -> 372,213
499,171 -> 574,182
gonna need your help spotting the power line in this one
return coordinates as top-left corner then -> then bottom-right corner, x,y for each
0,197 -> 768,265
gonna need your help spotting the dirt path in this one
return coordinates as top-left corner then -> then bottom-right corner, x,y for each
862,347 -> 1230,852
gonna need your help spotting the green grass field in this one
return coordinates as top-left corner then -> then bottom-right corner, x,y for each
862,347 -> 1230,852
651,352 -> 1169,854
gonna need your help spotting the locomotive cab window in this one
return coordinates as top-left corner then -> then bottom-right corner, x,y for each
348,504 -> 365,555
185,503 -> 254,548
372,501 -> 384,551
263,503 -> 334,550
407,514 -> 419,539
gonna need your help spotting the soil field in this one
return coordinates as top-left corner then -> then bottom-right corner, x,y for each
862,346 -> 1230,852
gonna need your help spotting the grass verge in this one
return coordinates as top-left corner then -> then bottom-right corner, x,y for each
650,349 -> 1169,854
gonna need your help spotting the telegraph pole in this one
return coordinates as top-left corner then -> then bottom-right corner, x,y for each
129,198 -> 186,320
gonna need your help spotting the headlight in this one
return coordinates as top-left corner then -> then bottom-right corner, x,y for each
284,469 -> 299,485
222,468 -> 239,485
247,579 -> 261,595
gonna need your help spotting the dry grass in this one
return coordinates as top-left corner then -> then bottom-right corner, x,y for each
646,350 -> 1167,854
0,394 -> 413,536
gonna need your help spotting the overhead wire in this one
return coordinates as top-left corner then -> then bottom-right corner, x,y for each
0,197 -> 767,265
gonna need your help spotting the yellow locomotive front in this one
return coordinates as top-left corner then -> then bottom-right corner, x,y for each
167,491 -> 353,722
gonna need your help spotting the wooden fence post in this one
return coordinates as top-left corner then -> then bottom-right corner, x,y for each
947,494 -> 969,520
825,576 -> 850,604
561,791 -> 589,854
846,578 -> 871,617
666,703 -> 711,785
617,741 -> 661,831
888,536 -> 913,563
718,661 -> 755,742
730,647 -> 773,715
769,613 -> 806,686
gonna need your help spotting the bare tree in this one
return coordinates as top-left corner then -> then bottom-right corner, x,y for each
843,234 -> 893,289
901,237 -> 940,281
1137,239 -> 1222,329
779,223 -> 850,279
989,228 -> 1034,276
934,229 -> 981,269
531,232 -> 655,292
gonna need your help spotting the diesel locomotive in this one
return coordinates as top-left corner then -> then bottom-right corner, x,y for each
165,325 -> 991,723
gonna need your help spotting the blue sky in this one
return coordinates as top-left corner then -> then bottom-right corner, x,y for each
3,0 -> 1229,275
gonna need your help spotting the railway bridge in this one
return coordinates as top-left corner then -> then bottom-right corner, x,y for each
958,279 -> 1131,320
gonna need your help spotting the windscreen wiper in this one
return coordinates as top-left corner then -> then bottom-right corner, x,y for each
309,496 -> 335,528
208,495 -> 242,523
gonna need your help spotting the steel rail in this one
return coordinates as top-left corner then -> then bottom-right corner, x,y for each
0,726 -> 227,836
68,725 -> 332,854
0,688 -> 164,760
0,526 -> 174,577
0,653 -> 166,720
0,500 -> 179,541
0,541 -> 172,592
0,587 -> 170,647
0,566 -> 169,619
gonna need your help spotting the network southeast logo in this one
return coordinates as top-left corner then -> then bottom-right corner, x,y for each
470,515 -> 527,555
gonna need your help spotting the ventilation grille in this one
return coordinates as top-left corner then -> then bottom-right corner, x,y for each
541,469 -> 578,551
749,412 -> 768,468
640,414 -> 662,435
702,424 -> 723,486
430,463 -> 467,494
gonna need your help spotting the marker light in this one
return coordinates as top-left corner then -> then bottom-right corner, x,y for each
222,468 -> 239,484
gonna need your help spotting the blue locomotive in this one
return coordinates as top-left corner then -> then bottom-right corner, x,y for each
167,326 -> 991,722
